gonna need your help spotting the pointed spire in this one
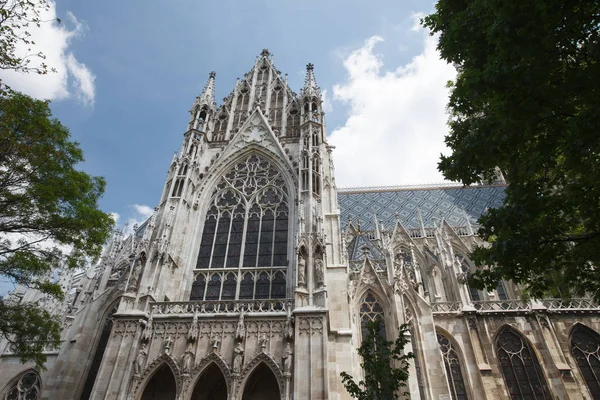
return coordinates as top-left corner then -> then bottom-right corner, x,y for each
197,71 -> 216,109
300,63 -> 321,99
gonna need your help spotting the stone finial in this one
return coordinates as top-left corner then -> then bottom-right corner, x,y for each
209,71 -> 216,79
261,49 -> 270,57
306,63 -> 314,71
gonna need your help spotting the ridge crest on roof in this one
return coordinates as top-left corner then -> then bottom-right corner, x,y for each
338,182 -> 508,193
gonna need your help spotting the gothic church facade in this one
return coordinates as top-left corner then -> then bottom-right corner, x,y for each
1,50 -> 600,400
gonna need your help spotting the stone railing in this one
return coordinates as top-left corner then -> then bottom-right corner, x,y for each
431,301 -> 462,314
149,299 -> 290,316
542,298 -> 600,312
472,300 -> 530,312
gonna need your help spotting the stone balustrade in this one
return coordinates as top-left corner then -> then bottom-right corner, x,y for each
542,298 -> 600,312
431,301 -> 462,314
472,300 -> 530,312
149,299 -> 291,316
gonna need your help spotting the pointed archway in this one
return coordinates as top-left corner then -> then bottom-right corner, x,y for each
241,363 -> 280,400
141,364 -> 177,400
190,363 -> 227,400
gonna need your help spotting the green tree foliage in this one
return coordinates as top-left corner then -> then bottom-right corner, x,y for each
341,321 -> 413,400
0,0 -> 57,77
423,1 -> 600,300
0,92 -> 113,368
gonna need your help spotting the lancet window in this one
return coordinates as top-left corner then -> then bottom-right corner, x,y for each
269,86 -> 283,130
232,85 -> 250,129
496,328 -> 551,399
286,107 -> 300,137
359,292 -> 386,340
312,155 -> 320,195
172,178 -> 184,198
437,333 -> 469,400
213,114 -> 228,141
193,154 -> 289,301
570,325 -> 600,397
2,370 -> 40,400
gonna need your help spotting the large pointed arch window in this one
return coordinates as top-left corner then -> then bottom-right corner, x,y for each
496,328 -> 551,399
437,333 -> 469,400
570,325 -> 600,397
193,154 -> 289,301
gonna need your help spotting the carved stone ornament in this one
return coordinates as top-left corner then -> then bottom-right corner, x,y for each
134,343 -> 148,376
181,351 -> 194,375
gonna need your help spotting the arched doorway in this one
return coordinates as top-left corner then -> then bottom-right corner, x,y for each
190,363 -> 227,400
242,363 -> 280,400
141,364 -> 176,400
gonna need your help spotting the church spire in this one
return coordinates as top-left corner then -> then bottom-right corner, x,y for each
197,71 -> 216,110
300,63 -> 321,100
189,71 -> 216,132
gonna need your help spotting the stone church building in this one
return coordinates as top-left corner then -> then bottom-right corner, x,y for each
1,50 -> 600,399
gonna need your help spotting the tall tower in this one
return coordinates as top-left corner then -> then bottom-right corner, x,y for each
57,49 -> 349,400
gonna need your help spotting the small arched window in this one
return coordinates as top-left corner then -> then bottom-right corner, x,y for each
1,370 -> 41,400
570,324 -> 600,397
359,292 -> 385,340
496,328 -> 551,399
437,333 -> 469,400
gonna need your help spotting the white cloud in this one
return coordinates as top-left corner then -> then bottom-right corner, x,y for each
0,2 -> 96,106
321,89 -> 333,113
328,28 -> 456,187
109,212 -> 120,224
132,204 -> 154,219
120,204 -> 154,235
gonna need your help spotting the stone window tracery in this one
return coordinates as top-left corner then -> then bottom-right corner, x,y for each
496,328 -> 551,399
2,371 -> 40,400
359,292 -> 386,340
286,107 -> 300,137
193,154 -> 289,301
570,325 -> 600,397
213,114 -> 228,141
437,333 -> 469,400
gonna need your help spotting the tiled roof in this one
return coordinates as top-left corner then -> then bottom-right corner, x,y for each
337,184 -> 506,231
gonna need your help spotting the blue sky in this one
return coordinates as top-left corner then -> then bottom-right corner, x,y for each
1,0 -> 456,230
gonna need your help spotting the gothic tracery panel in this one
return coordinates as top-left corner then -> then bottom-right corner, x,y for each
359,292 -> 386,340
570,325 -> 600,398
2,370 -> 40,400
193,154 -> 289,301
436,333 -> 469,400
496,328 -> 551,399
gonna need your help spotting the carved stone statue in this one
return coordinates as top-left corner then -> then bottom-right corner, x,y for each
297,255 -> 306,287
211,335 -> 221,353
181,351 -> 194,375
188,310 -> 199,342
232,342 -> 244,374
284,307 -> 294,340
259,334 -> 268,352
282,342 -> 293,375
134,344 -> 147,376
315,259 -> 324,287
163,336 -> 173,355
235,308 -> 246,341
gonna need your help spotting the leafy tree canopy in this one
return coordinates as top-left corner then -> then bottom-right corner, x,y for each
0,92 -> 113,368
423,1 -> 600,300
0,0 -> 57,77
341,321 -> 413,400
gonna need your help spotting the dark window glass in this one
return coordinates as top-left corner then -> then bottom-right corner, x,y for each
221,273 -> 236,300
211,214 -> 230,269
496,329 -> 551,399
206,274 -> 221,300
190,274 -> 206,301
80,308 -> 115,400
255,272 -> 270,299
437,333 -> 469,400
570,325 -> 600,398
359,292 -> 386,340
239,273 -> 254,300
271,271 -> 286,299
